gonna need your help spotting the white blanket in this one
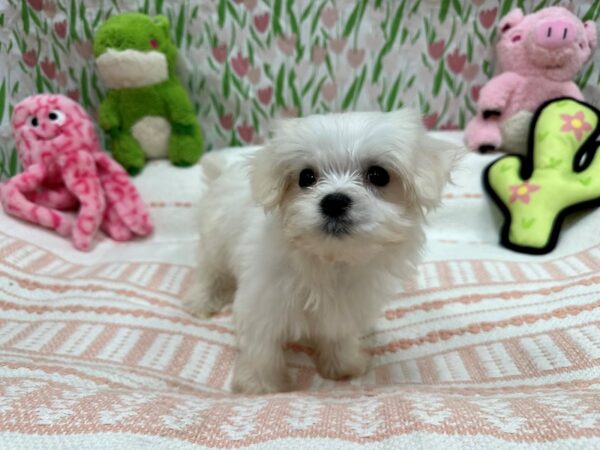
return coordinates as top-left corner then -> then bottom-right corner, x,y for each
0,132 -> 599,449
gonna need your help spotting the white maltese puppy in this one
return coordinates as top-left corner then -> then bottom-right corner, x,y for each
185,109 -> 460,394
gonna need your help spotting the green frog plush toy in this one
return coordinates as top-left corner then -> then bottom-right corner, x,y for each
94,13 -> 203,174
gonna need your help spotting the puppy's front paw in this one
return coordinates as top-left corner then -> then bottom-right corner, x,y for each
231,359 -> 290,395
316,345 -> 370,381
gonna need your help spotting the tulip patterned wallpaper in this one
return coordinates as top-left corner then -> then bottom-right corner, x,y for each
0,0 -> 598,176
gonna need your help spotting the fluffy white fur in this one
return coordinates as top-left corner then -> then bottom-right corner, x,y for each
184,109 -> 460,394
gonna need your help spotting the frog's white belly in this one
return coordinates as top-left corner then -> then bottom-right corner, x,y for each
131,116 -> 171,159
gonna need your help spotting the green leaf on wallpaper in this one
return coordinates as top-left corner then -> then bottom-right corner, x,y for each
343,1 -> 362,37
155,0 -> 164,14
226,1 -> 241,25
482,60 -> 492,78
69,0 -> 77,41
0,13 -> 4,27
501,0 -> 513,16
21,0 -> 30,34
175,4 -> 185,47
311,1 -> 326,35
11,81 -> 19,97
218,0 -> 226,28
387,0 -> 405,47
251,99 -> 268,119
443,70 -> 454,93
52,46 -> 61,70
35,67 -> 43,93
141,0 -> 149,14
466,36 -> 473,62
79,2 -> 93,41
312,76 -> 326,108
223,62 -> 231,99
287,0 -> 300,37
473,21 -> 486,45
81,68 -> 91,107
29,7 -> 43,31
410,0 -> 421,15
275,65 -> 285,107
289,74 -> 302,112
451,0 -> 462,16
433,60 -> 444,97
576,63 -> 594,89
300,0 -> 313,22
386,75 -> 401,112
247,42 -> 254,65
405,75 -> 415,90
272,0 -> 283,35
582,2 -> 599,21
0,80 -> 5,126
92,9 -> 103,28
341,66 -> 366,110
301,74 -> 316,97
9,148 -> 18,177
438,0 -> 450,23
353,66 -> 366,109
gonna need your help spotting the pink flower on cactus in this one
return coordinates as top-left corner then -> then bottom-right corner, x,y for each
231,52 -> 249,77
479,8 -> 497,29
560,111 -> 593,141
427,40 -> 444,60
446,49 -> 466,74
509,181 -> 540,204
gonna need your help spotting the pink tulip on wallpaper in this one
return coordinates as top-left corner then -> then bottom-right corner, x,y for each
1,0 -> 599,176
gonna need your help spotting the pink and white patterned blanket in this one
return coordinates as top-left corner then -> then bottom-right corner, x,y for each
0,133 -> 599,449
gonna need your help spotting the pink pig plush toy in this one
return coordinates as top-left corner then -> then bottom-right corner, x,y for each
0,94 -> 153,251
465,6 -> 597,154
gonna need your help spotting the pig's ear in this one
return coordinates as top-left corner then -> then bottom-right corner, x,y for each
584,21 -> 597,53
499,8 -> 524,33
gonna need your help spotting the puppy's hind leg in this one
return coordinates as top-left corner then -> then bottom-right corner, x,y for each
183,261 -> 236,319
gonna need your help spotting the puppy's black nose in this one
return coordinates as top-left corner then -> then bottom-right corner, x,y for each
320,193 -> 352,218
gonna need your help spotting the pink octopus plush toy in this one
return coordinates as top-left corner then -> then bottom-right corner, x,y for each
465,6 -> 597,154
0,94 -> 153,251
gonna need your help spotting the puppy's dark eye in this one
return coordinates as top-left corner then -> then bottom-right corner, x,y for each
29,117 -> 39,127
366,166 -> 390,187
299,168 -> 317,188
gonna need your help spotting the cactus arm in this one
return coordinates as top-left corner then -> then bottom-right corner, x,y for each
484,98 -> 600,254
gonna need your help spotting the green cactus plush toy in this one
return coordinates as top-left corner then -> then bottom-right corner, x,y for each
93,13 -> 203,175
484,97 -> 600,254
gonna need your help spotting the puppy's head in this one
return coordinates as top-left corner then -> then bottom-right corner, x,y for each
250,109 -> 460,264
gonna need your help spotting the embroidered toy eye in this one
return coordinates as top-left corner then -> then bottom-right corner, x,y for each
29,116 -> 39,127
366,166 -> 390,187
299,168 -> 317,188
150,39 -> 159,49
511,35 -> 522,43
48,110 -> 66,125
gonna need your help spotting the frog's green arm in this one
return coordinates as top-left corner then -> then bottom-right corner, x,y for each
163,83 -> 197,127
98,91 -> 121,135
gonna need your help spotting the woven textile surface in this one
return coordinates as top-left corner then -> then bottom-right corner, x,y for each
0,133 -> 599,449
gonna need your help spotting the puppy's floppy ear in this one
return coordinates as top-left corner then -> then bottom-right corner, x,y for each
412,134 -> 464,211
249,140 -> 290,211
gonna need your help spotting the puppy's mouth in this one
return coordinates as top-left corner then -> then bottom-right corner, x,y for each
322,218 -> 353,237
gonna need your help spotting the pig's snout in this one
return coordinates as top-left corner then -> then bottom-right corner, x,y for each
534,19 -> 577,49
